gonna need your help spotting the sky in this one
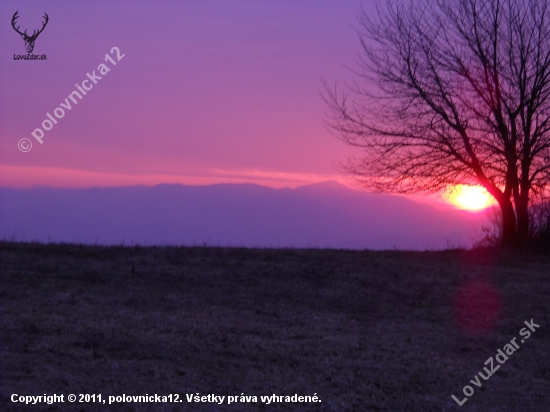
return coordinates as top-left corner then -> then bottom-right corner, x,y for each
0,0 -> 370,188
0,0 -> 497,215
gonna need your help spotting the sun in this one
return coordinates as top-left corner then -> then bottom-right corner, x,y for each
447,185 -> 496,211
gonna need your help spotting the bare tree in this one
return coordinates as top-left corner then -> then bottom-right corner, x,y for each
324,0 -> 550,245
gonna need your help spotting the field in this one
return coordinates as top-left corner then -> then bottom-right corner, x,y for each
0,242 -> 549,411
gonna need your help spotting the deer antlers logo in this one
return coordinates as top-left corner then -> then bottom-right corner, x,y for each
11,11 -> 49,54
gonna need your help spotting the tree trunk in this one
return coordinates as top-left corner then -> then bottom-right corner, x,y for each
515,195 -> 529,243
499,198 -> 517,246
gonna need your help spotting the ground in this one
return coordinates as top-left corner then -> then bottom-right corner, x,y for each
0,242 -> 549,411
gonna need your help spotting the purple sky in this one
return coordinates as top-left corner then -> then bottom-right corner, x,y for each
0,0 -> 374,189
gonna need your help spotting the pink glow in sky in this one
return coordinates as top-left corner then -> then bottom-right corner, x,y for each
1,1 -> 367,190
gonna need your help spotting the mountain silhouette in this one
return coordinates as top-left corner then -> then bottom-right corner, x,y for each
0,182 -> 489,249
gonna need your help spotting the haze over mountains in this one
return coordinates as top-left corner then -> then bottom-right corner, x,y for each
0,182 -> 490,250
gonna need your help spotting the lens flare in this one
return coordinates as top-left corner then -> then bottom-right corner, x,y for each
453,280 -> 502,335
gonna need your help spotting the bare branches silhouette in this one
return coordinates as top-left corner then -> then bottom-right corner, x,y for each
324,0 -> 550,245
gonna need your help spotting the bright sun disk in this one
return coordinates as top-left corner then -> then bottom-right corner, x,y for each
447,185 -> 495,211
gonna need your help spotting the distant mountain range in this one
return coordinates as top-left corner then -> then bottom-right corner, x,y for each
0,181 -> 490,250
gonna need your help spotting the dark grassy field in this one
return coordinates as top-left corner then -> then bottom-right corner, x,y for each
0,242 -> 549,411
